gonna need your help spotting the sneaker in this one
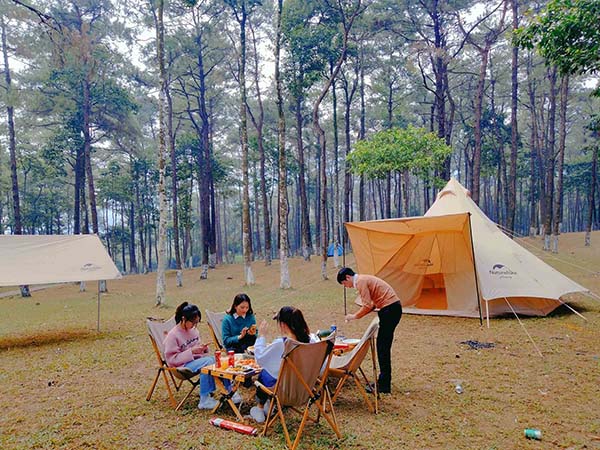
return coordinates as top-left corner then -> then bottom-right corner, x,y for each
250,406 -> 266,423
231,391 -> 243,404
198,396 -> 219,410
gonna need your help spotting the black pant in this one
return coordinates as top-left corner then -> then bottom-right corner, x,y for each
376,301 -> 402,392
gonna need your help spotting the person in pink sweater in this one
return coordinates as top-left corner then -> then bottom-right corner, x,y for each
164,302 -> 240,409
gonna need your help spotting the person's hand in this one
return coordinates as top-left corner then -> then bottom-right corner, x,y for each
192,344 -> 209,355
258,319 -> 269,337
345,313 -> 356,322
239,327 -> 248,340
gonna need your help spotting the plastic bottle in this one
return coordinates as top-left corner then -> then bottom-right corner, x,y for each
524,428 -> 542,440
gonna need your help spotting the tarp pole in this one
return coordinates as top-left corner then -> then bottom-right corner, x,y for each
467,213 -> 483,326
97,280 -> 101,332
342,223 -> 347,316
485,300 -> 490,329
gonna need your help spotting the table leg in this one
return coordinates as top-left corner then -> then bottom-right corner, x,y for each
212,377 -> 245,422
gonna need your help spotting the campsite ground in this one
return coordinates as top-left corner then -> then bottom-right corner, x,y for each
1,231 -> 600,449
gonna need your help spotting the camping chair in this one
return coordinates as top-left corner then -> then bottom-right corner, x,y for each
205,310 -> 226,351
328,317 -> 380,414
145,317 -> 201,411
255,334 -> 342,450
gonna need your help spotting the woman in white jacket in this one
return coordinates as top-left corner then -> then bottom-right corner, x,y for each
250,306 -> 317,423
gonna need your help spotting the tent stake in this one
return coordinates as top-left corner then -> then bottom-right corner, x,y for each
467,213 -> 483,326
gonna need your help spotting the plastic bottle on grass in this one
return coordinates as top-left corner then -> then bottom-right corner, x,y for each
524,428 -> 542,440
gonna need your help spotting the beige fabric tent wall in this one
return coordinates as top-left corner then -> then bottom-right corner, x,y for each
0,235 -> 122,329
345,212 -> 482,318
423,178 -> 587,317
346,179 -> 588,318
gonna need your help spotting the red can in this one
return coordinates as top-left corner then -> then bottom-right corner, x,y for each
228,350 -> 235,367
215,350 -> 221,368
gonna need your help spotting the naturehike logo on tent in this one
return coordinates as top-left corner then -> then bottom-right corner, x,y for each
81,263 -> 101,272
415,258 -> 434,267
489,264 -> 516,278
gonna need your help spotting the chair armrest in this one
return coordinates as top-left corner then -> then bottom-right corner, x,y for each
254,380 -> 274,397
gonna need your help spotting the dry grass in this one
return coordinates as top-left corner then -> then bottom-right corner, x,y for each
1,231 -> 600,449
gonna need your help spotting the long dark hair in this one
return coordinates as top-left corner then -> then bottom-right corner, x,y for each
275,306 -> 310,343
227,293 -> 254,316
175,302 -> 201,324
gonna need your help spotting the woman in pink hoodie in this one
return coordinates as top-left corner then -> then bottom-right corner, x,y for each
163,302 -> 236,409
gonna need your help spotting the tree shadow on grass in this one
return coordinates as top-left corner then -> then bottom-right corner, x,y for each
0,329 -> 101,351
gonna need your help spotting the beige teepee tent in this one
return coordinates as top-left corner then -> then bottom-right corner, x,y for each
345,179 -> 588,319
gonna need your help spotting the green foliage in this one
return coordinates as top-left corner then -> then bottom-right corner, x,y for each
515,0 -> 600,77
347,125 -> 452,179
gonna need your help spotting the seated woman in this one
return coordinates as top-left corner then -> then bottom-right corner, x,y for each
222,293 -> 257,353
164,302 -> 240,409
250,306 -> 318,423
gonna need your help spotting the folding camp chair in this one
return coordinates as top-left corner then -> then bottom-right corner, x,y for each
255,334 -> 342,450
328,317 -> 380,413
145,317 -> 201,411
205,310 -> 226,351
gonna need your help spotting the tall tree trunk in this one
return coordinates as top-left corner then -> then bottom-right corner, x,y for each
295,94 -> 311,261
552,76 -> 568,253
153,0 -> 168,306
542,67 -> 557,251
471,46 -> 490,205
248,19 -> 271,266
275,0 -> 290,288
231,1 -> 254,285
2,16 -> 29,297
167,88 -> 182,286
331,76 -> 340,268
586,143 -> 597,246
507,0 -> 519,235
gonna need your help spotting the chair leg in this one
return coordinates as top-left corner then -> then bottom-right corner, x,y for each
146,370 -> 162,401
175,384 -> 198,411
353,375 -> 376,413
290,405 -> 312,450
161,370 -> 177,408
317,387 -> 342,438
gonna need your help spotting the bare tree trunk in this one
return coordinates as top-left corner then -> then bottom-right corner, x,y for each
552,75 -> 568,253
543,67 -> 557,251
153,0 -> 168,306
507,0 -> 519,235
295,95 -> 311,261
166,88 -> 182,286
228,1 -> 254,285
275,0 -> 290,288
1,16 -> 30,297
585,128 -> 598,246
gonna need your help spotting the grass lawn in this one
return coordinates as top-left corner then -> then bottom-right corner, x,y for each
1,231 -> 600,449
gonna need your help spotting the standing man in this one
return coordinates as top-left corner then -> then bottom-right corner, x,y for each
337,267 -> 402,394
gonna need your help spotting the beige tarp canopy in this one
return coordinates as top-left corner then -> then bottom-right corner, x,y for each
346,178 -> 588,318
0,234 -> 121,286
0,235 -> 121,330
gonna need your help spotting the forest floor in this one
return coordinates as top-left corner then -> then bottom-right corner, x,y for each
1,231 -> 600,449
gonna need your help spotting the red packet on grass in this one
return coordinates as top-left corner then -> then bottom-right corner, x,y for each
209,417 -> 258,436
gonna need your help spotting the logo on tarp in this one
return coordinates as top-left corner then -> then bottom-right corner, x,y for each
489,263 -> 516,278
415,258 -> 434,267
81,263 -> 101,271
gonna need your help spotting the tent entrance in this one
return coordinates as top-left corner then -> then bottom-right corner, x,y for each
415,274 -> 447,310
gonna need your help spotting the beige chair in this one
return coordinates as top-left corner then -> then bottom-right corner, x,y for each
328,317 -> 380,413
205,310 -> 226,351
145,317 -> 201,411
255,334 -> 342,450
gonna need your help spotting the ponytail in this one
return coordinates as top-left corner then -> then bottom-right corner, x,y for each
276,306 -> 310,343
175,301 -> 201,324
